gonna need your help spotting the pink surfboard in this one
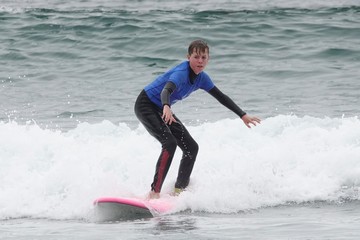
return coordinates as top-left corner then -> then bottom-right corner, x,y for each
94,197 -> 174,221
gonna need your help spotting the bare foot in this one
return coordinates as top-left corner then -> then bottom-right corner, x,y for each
147,191 -> 160,200
172,187 -> 184,196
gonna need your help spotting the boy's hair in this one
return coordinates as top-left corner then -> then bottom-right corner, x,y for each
188,39 -> 209,55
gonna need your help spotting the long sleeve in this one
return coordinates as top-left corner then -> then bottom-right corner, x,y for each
160,81 -> 176,107
208,86 -> 246,118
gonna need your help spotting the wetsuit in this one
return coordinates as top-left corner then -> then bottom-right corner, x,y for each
134,61 -> 246,193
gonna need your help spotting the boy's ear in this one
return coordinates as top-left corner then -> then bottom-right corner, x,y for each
187,54 -> 190,59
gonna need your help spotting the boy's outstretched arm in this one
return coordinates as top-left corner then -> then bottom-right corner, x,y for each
208,86 -> 261,128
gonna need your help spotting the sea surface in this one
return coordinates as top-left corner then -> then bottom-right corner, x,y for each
1,0 -> 360,239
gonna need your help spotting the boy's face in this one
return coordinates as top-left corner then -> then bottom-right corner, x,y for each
187,49 -> 209,75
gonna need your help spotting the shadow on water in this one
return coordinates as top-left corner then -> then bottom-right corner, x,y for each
149,215 -> 198,235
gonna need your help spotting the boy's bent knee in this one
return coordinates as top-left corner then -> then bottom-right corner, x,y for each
186,141 -> 199,158
192,141 -> 199,156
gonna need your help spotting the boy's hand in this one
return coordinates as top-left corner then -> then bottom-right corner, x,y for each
162,105 -> 177,125
241,114 -> 261,128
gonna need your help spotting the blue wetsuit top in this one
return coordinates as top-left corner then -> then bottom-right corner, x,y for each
144,61 -> 214,108
143,60 -> 247,118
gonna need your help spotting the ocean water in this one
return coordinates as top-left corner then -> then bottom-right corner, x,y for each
1,0 -> 360,239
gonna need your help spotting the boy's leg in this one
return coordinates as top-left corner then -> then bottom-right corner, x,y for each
169,116 -> 199,190
135,91 -> 177,193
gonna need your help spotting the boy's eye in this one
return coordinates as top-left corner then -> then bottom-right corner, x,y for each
194,55 -> 207,60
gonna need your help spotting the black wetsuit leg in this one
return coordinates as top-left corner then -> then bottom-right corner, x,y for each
170,115 -> 199,190
134,90 -> 198,192
135,90 -> 177,193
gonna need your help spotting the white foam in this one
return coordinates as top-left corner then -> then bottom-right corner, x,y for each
1,115 -> 360,219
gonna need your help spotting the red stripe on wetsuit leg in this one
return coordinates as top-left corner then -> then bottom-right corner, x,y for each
154,149 -> 170,192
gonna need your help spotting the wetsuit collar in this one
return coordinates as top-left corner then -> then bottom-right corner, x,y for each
189,65 -> 198,84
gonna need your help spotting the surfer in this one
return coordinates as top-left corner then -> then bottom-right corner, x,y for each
134,39 -> 261,199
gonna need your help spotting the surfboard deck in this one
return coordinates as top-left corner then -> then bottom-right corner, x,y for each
94,197 -> 173,221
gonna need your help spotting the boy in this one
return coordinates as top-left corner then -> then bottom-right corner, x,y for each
135,40 -> 261,199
